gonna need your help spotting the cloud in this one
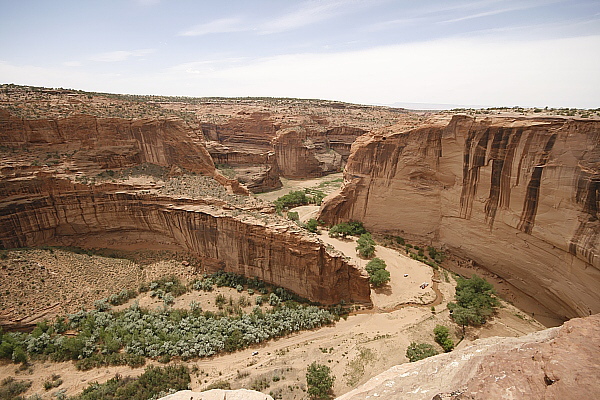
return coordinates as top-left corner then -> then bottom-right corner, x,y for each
258,0 -> 358,34
179,17 -> 246,36
89,49 -> 155,62
161,35 -> 600,108
63,61 -> 82,67
1,35 -> 598,108
180,0 -> 371,37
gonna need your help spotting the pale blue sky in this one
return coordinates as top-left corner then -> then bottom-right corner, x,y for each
1,0 -> 599,107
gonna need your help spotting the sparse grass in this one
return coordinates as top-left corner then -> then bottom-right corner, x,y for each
344,347 -> 377,386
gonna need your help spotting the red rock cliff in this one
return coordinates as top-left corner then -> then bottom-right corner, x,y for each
319,115 -> 600,319
0,177 -> 371,305
0,110 -> 247,194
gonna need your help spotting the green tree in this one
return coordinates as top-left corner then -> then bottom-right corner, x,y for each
365,258 -> 386,275
369,269 -> 390,287
305,218 -> 319,233
328,222 -> 352,238
356,233 -> 375,258
405,342 -> 438,362
287,211 -> 299,221
448,275 -> 499,334
433,325 -> 454,352
365,258 -> 390,287
306,362 -> 335,399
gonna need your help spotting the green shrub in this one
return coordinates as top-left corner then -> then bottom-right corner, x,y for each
305,218 -> 319,233
0,376 -> 32,399
356,233 -> 375,258
274,191 -> 308,212
329,221 -> 366,238
405,342 -> 438,362
287,211 -> 299,221
74,365 -> 190,400
433,325 -> 454,352
306,362 -> 335,399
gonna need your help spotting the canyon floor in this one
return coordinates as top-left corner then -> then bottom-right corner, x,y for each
0,174 -> 545,399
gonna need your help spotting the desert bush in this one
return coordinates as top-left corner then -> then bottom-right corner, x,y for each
405,342 -> 438,362
74,365 -> 190,400
305,218 -> 319,233
0,376 -> 32,399
287,211 -> 299,221
433,325 -> 454,352
306,362 -> 335,399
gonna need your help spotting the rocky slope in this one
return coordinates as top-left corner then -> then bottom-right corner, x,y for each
0,177 -> 371,306
337,313 -> 600,399
319,115 -> 600,321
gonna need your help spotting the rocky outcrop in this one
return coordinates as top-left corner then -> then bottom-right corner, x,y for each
319,116 -> 600,320
337,313 -> 600,399
0,177 -> 371,305
0,110 -> 247,194
160,389 -> 273,400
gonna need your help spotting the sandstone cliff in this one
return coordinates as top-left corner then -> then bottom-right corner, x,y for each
337,313 -> 600,399
0,177 -> 371,305
0,110 -> 247,194
319,116 -> 600,320
202,112 -> 365,191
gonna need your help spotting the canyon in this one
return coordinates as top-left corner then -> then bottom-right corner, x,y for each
1,85 -> 599,399
319,115 -> 600,322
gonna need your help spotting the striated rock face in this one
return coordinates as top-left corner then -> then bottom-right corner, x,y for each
0,178 -> 371,305
0,110 -> 247,194
337,313 -> 600,400
203,112 -> 366,191
319,116 -> 600,319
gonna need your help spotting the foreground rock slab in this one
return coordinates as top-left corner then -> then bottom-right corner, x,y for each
337,314 -> 600,399
160,389 -> 274,400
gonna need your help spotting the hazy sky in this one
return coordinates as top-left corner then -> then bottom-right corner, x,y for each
1,0 -> 599,108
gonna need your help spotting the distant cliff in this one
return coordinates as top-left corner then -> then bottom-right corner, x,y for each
319,115 -> 600,319
0,110 -> 247,194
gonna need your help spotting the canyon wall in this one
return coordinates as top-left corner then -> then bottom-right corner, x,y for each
0,110 -> 247,194
319,116 -> 600,319
202,113 -> 365,191
0,178 -> 371,305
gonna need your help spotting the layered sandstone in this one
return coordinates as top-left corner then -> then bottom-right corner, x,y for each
0,177 -> 371,305
0,110 -> 247,194
202,112 -> 366,191
319,116 -> 600,320
337,313 -> 600,399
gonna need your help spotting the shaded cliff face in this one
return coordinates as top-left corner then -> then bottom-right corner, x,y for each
319,116 -> 600,319
337,313 -> 600,400
0,110 -> 247,194
0,178 -> 370,305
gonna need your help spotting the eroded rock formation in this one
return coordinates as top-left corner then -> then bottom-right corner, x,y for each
0,177 -> 370,305
319,116 -> 600,320
0,110 -> 247,194
202,112 -> 366,191
337,313 -> 600,399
